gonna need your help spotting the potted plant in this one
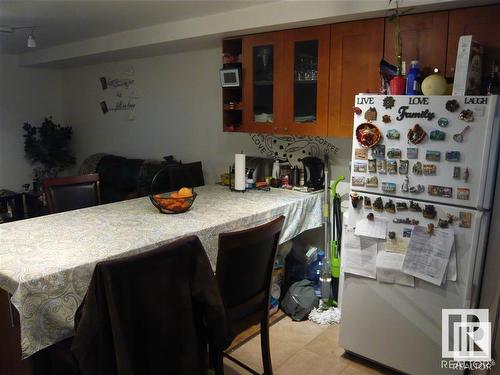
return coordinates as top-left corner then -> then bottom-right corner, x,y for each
23,117 -> 76,191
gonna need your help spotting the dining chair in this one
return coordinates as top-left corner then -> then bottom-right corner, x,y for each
69,235 -> 233,375
42,174 -> 100,214
212,215 -> 285,375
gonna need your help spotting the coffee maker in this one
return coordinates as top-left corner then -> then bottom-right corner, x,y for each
301,157 -> 325,190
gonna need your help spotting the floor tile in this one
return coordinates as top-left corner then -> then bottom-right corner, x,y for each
275,348 -> 347,375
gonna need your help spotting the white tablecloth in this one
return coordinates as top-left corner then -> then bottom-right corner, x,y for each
0,185 -> 323,358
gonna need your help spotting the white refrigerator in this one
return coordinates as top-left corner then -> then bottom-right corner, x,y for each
339,95 -> 499,375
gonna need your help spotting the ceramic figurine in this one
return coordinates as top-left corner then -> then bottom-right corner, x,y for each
412,161 -> 423,175
373,197 -> 384,212
409,201 -> 422,212
350,192 -> 361,208
409,184 -> 425,194
384,200 -> 396,213
423,205 -> 437,219
401,176 -> 409,192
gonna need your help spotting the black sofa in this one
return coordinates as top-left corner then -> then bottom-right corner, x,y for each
80,153 -> 204,204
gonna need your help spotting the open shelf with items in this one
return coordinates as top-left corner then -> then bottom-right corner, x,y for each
222,38 -> 243,132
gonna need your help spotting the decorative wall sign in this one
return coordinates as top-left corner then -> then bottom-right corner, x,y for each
430,130 -> 446,141
366,176 -> 379,187
352,176 -> 365,186
396,106 -> 435,121
249,134 -> 339,167
377,159 -> 387,174
399,160 -> 409,175
382,182 -> 396,192
99,69 -> 139,120
428,185 -> 453,198
407,148 -> 418,159
407,124 -> 427,144
353,162 -> 367,172
371,145 -> 386,159
446,151 -> 461,162
368,159 -> 377,173
423,164 -> 437,175
387,148 -> 402,159
383,96 -> 395,109
426,150 -> 441,161
388,160 -> 397,174
437,117 -> 449,127
457,188 -> 470,200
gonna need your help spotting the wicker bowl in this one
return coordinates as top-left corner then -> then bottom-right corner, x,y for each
149,191 -> 197,214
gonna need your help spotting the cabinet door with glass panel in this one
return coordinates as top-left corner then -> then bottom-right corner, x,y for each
242,32 -> 284,133
281,25 -> 330,136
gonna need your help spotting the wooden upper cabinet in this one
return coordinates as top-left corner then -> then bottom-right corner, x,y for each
384,11 -> 448,77
329,18 -> 384,138
281,25 -> 330,136
242,32 -> 284,134
447,5 -> 500,78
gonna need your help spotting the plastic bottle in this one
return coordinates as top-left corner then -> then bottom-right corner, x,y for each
406,60 -> 421,95
319,260 -> 332,303
306,249 -> 325,297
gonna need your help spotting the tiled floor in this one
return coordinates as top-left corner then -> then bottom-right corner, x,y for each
222,315 -> 398,375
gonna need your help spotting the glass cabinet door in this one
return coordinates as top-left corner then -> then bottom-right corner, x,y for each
242,32 -> 283,133
283,25 -> 330,135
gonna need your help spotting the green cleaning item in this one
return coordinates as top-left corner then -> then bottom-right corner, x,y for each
330,175 -> 345,302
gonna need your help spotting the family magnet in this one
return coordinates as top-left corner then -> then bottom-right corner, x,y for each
387,148 -> 402,159
383,96 -> 395,109
446,151 -> 461,162
382,182 -> 397,192
459,212 -> 472,228
365,107 -> 377,121
459,109 -> 474,122
368,159 -> 377,173
355,148 -> 368,160
453,166 -> 461,179
382,115 -> 392,123
423,205 -> 437,219
423,164 -> 437,176
353,162 -> 367,173
377,159 -> 387,174
430,130 -> 446,141
428,185 -> 453,198
407,124 -> 427,145
386,129 -> 400,140
399,160 -> 409,175
426,150 -> 441,162
384,200 -> 396,213
409,184 -> 425,194
412,161 -> 423,175
407,148 -> 418,159
409,201 -> 422,212
437,117 -> 449,127
371,144 -> 386,159
352,176 -> 365,186
388,160 -> 397,174
373,197 -> 384,211
457,188 -> 470,200
446,99 -> 459,112
366,176 -> 379,187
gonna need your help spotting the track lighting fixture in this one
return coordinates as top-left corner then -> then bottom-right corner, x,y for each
0,25 -> 40,48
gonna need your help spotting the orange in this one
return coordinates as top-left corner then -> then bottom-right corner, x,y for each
170,192 -> 180,198
178,187 -> 193,198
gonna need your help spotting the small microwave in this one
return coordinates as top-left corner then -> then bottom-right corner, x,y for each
220,68 -> 240,87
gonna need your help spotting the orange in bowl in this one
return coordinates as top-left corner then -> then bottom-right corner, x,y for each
178,187 -> 193,198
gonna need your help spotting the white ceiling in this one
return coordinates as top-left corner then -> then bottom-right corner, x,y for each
0,0 -> 269,54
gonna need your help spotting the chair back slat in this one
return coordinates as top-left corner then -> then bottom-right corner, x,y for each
43,174 -> 100,214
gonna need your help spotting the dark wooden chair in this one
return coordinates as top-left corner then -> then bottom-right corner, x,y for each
42,174 -> 100,214
212,215 -> 285,375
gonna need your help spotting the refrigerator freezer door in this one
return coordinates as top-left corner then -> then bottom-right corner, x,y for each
350,95 -> 499,209
339,194 -> 487,375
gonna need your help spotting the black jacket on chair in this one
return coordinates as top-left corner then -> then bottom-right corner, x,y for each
71,236 -> 233,375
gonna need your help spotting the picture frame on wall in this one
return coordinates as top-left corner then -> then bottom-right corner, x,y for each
220,68 -> 240,87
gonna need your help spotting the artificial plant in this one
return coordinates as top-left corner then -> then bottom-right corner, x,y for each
23,117 -> 76,180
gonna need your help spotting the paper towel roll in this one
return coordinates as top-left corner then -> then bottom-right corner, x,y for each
234,153 -> 246,191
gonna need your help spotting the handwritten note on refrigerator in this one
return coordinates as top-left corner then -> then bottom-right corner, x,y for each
402,226 -> 454,286
342,227 -> 377,279
354,217 -> 387,239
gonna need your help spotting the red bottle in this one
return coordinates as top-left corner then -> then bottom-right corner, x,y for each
390,75 -> 406,95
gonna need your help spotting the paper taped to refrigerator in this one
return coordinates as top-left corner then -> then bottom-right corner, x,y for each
354,217 -> 387,239
342,227 -> 377,279
402,226 -> 454,286
376,249 -> 415,287
446,244 -> 457,282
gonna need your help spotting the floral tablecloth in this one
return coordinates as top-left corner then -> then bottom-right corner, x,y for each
0,185 -> 323,358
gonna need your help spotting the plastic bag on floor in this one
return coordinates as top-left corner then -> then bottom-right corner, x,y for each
281,279 -> 319,321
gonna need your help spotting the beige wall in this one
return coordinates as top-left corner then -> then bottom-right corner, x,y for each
0,54 -> 63,191
62,47 -> 352,184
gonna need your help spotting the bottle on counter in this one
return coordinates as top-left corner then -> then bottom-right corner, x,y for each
406,60 -> 421,95
487,63 -> 499,95
389,57 -> 406,95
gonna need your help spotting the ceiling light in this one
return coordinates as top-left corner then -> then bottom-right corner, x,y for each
27,31 -> 36,48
